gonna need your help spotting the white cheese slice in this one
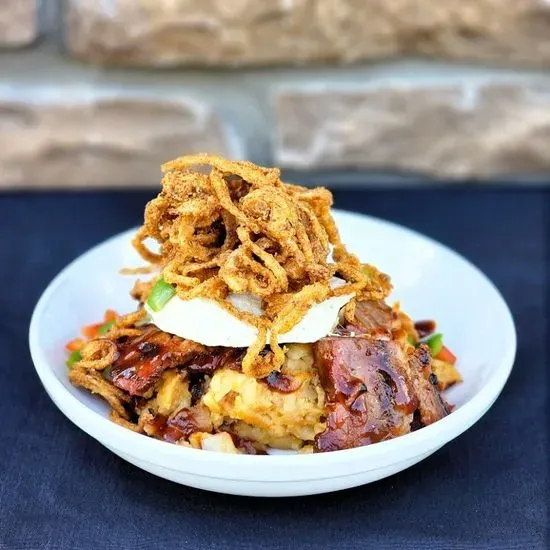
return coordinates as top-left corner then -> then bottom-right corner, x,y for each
145,277 -> 354,348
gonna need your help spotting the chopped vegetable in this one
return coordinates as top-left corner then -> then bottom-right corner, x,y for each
66,309 -> 120,367
98,319 -> 115,335
66,338 -> 85,352
82,310 -> 119,338
82,323 -> 102,339
407,334 -> 417,346
66,350 -> 82,368
437,345 -> 457,365
425,333 -> 443,357
104,309 -> 118,322
147,278 -> 176,312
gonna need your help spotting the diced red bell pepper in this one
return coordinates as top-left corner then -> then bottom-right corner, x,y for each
437,345 -> 457,365
81,322 -> 102,339
66,338 -> 85,352
104,309 -> 118,322
81,310 -> 119,339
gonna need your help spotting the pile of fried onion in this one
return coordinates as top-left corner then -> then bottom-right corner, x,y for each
131,154 -> 392,378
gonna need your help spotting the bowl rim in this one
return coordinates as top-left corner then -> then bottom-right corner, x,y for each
29,209 -> 517,477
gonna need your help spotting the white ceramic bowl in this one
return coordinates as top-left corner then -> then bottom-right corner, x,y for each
29,210 -> 516,497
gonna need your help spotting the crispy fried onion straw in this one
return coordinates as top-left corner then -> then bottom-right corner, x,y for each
69,367 -> 131,419
69,309 -> 148,428
132,154 -> 391,377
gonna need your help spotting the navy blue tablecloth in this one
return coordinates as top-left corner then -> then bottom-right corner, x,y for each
0,188 -> 547,550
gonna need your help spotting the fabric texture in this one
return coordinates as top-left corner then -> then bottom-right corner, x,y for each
0,188 -> 546,550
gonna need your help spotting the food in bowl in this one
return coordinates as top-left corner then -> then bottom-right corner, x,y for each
66,154 -> 461,454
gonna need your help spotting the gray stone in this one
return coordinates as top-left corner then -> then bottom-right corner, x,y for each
65,0 -> 550,67
275,82 -> 550,178
0,0 -> 38,47
0,94 -> 236,189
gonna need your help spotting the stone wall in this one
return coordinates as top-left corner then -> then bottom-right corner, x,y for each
0,0 -> 38,47
275,82 -> 550,178
1,0 -> 550,188
65,0 -> 550,68
0,94 -> 233,188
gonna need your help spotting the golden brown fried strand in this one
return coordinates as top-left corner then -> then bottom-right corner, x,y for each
130,279 -> 155,304
69,367 -> 131,419
273,284 -> 329,333
77,339 -> 117,371
132,154 -> 393,375
242,327 -> 270,378
268,283 -> 329,373
107,309 -> 147,340
132,226 -> 163,264
69,309 -> 151,427
110,410 -> 142,433
119,266 -> 156,276
116,308 -> 147,328
161,153 -> 282,190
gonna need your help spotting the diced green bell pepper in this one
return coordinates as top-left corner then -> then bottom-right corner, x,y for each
98,319 -> 115,335
147,278 -> 176,312
425,333 -> 443,357
66,350 -> 82,368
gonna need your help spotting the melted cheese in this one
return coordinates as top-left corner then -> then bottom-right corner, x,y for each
145,278 -> 353,347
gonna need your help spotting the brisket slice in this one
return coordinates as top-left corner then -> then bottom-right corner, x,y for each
313,338 -> 450,452
346,300 -> 393,339
109,325 -> 242,396
407,344 -> 451,425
